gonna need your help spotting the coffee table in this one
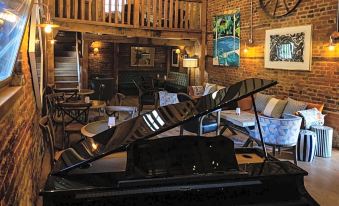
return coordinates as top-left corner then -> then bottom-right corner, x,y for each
220,110 -> 256,146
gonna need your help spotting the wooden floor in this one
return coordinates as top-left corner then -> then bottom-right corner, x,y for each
37,96 -> 339,205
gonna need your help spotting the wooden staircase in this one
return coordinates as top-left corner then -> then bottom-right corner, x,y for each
54,32 -> 79,88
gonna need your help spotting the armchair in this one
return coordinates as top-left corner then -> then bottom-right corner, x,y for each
133,80 -> 158,115
247,114 -> 302,164
177,93 -> 221,136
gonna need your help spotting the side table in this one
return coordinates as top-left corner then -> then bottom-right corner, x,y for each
297,130 -> 317,162
311,125 -> 333,158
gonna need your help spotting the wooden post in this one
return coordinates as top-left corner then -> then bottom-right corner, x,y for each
82,40 -> 89,88
46,33 -> 55,85
199,0 -> 206,85
113,43 -> 119,91
134,0 -> 140,27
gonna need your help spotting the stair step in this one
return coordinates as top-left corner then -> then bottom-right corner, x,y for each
55,76 -> 78,81
55,51 -> 77,57
55,57 -> 77,62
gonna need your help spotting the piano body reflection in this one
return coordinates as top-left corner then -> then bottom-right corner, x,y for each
40,78 -> 318,205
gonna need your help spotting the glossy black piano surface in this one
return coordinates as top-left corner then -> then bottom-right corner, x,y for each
40,78 -> 318,205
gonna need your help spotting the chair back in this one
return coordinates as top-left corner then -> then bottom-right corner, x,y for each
177,92 -> 193,102
39,116 -> 56,167
46,92 -> 65,123
58,102 -> 92,126
251,114 -> 302,146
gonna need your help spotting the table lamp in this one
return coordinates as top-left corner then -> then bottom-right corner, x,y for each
183,58 -> 198,86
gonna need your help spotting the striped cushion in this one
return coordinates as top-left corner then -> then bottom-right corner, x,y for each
283,97 -> 307,114
254,93 -> 273,112
262,98 -> 288,118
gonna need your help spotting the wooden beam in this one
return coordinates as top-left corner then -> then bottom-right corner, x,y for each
81,40 -> 89,88
199,0 -> 206,85
82,33 -> 196,46
54,18 -> 202,39
134,0 -> 140,27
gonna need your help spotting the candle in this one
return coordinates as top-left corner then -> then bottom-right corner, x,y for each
236,107 -> 241,116
108,116 -> 116,128
85,96 -> 90,103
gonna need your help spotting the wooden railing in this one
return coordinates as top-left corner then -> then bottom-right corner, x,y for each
53,0 -> 201,31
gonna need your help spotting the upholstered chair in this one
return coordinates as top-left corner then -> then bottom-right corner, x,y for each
247,114 -> 302,165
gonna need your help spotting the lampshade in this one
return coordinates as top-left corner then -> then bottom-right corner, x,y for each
183,58 -> 198,68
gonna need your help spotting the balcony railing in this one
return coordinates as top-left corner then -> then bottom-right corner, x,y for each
54,0 -> 202,31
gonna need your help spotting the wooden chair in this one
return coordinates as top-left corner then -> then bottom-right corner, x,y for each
39,116 -> 85,168
58,102 -> 92,148
133,80 -> 158,115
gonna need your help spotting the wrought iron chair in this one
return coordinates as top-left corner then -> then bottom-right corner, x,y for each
58,102 -> 92,148
39,116 -> 86,168
246,114 -> 302,165
177,93 -> 221,136
133,80 -> 158,115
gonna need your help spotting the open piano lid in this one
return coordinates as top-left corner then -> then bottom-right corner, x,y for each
53,78 -> 277,174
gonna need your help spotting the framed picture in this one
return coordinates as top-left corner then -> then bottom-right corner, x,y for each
212,9 -> 240,67
264,25 -> 312,71
0,0 -> 32,83
130,47 -> 155,67
171,49 -> 179,67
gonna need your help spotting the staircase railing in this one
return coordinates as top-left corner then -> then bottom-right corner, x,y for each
53,0 -> 202,31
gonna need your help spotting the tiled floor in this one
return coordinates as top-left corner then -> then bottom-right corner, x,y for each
37,96 -> 339,205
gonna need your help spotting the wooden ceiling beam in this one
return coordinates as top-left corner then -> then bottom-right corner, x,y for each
54,18 -> 202,41
82,33 -> 196,46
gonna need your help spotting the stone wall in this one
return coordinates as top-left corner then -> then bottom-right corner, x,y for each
0,28 -> 44,205
206,0 -> 339,147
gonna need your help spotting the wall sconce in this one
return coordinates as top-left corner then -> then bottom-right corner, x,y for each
175,48 -> 187,58
34,3 -> 59,33
50,39 -> 56,45
243,42 -> 249,53
93,47 -> 99,55
328,36 -> 336,51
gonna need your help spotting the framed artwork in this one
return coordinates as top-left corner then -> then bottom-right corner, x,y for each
130,47 -> 155,67
264,25 -> 312,71
0,0 -> 32,83
212,9 -> 240,67
171,49 -> 179,67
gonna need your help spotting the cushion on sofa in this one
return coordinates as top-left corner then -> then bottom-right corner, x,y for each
255,93 -> 273,112
237,96 -> 252,111
306,103 -> 324,113
262,98 -> 288,118
159,91 -> 179,106
203,83 -> 217,96
190,86 -> 204,96
297,108 -> 325,129
283,97 -> 308,114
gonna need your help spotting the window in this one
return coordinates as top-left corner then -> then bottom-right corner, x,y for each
105,0 -> 125,13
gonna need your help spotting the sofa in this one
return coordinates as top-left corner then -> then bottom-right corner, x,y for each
164,72 -> 189,93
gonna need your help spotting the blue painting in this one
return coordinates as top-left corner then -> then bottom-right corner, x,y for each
212,10 -> 240,67
0,0 -> 32,82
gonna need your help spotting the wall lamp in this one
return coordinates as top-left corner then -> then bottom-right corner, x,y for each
93,47 -> 99,55
34,2 -> 59,33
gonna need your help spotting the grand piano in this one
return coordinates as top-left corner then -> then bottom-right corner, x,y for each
40,78 -> 319,205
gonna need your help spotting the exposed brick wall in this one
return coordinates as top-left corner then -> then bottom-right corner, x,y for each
206,0 -> 339,147
88,42 -> 115,79
0,28 -> 44,205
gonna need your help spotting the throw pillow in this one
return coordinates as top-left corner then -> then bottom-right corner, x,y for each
158,91 -> 179,106
262,98 -> 288,118
254,93 -> 273,112
203,83 -> 217,96
191,86 -> 204,96
306,103 -> 324,113
283,97 -> 308,114
237,96 -> 252,111
298,108 -> 325,129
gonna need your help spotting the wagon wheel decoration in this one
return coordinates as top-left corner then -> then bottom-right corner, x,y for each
259,0 -> 302,18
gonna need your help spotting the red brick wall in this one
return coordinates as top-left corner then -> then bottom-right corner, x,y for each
89,42 -> 116,79
206,0 -> 339,147
0,29 -> 44,205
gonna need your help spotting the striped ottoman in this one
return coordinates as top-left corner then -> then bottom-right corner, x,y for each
311,125 -> 333,158
297,130 -> 317,162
